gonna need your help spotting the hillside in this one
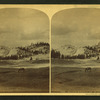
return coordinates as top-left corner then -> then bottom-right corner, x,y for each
0,42 -> 49,60
51,42 -> 100,59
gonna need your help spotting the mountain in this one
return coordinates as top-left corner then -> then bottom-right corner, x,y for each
0,42 -> 49,60
0,46 -> 10,56
53,42 -> 100,58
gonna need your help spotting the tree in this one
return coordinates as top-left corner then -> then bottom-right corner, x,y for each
61,54 -> 64,59
51,49 -> 61,58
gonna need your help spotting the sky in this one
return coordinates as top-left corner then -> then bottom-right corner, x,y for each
52,8 -> 100,50
0,8 -> 49,47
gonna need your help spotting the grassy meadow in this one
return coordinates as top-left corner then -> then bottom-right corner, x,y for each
51,58 -> 100,93
0,60 -> 49,93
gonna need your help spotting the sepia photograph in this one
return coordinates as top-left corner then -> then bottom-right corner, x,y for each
51,8 -> 100,93
0,8 -> 49,93
1,5 -> 100,95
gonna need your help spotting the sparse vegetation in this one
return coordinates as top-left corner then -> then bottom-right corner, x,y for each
0,42 -> 50,60
51,42 -> 100,59
51,42 -> 100,93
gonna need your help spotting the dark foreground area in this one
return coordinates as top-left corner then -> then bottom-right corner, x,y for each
51,59 -> 100,93
52,67 -> 100,93
0,67 -> 49,93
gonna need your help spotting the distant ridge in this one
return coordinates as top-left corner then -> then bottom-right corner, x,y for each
0,42 -> 49,60
51,42 -> 100,59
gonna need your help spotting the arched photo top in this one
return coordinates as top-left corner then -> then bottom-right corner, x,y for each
51,8 -> 100,94
0,8 -> 49,47
0,8 -> 50,93
51,8 -> 100,51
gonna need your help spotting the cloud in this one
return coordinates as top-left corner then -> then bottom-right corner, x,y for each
52,24 -> 76,36
0,8 -> 49,47
88,27 -> 100,39
20,29 -> 49,40
52,8 -> 100,48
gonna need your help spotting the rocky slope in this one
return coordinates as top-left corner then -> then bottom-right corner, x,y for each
0,42 -> 49,60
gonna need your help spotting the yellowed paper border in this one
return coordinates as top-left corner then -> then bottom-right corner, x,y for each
0,4 -> 100,95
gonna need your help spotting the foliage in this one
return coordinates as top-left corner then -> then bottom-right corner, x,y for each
0,42 -> 50,60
